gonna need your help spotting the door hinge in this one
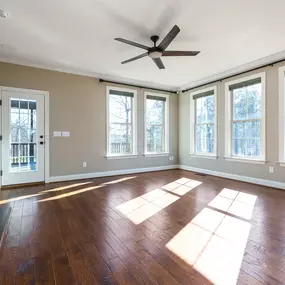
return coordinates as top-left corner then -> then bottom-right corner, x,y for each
0,170 -> 3,176
0,100 -> 2,106
0,135 -> 2,141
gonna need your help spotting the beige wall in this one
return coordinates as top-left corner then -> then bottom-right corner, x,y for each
0,62 -> 178,177
179,64 -> 285,183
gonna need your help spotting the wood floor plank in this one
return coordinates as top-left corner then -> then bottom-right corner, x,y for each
52,253 -> 76,285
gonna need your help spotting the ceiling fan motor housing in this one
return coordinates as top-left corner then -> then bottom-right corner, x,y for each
148,47 -> 163,58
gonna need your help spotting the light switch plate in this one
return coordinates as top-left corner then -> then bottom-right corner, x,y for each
62,131 -> 70,137
269,166 -> 275,173
53,131 -> 62,137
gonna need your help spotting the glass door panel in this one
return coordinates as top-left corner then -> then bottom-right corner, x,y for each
10,99 -> 38,173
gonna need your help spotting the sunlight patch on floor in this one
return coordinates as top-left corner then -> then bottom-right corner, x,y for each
210,188 -> 257,220
116,178 -> 202,224
0,193 -> 43,205
102,176 -> 136,185
37,185 -> 104,202
166,189 -> 257,285
41,182 -> 92,193
1,176 -> 138,205
116,189 -> 179,224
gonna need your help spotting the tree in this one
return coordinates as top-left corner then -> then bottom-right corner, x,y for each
146,100 -> 164,152
109,95 -> 132,153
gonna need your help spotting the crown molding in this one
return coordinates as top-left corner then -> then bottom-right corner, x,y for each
179,50 -> 285,91
0,57 -> 178,92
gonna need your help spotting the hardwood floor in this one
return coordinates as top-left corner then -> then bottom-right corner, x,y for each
0,169 -> 285,285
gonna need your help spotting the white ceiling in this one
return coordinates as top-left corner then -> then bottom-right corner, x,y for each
1,0 -> 285,91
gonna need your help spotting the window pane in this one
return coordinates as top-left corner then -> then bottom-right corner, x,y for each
247,100 -> 261,119
233,122 -> 246,139
233,139 -> 246,156
195,124 -> 215,154
109,95 -> 132,123
146,99 -> 164,125
233,89 -> 247,120
109,123 -> 132,154
146,98 -> 165,153
196,95 -> 215,124
246,139 -> 260,157
232,81 -> 262,158
233,138 -> 261,158
147,125 -> 164,153
245,120 -> 260,139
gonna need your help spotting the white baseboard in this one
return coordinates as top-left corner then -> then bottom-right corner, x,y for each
47,165 -> 179,183
180,165 -> 285,190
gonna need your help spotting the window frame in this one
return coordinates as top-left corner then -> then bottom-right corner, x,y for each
224,72 -> 266,164
106,86 -> 137,159
144,92 -> 169,156
189,86 -> 218,158
278,66 -> 285,166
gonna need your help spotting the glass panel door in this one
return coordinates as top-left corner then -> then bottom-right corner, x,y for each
2,90 -> 45,186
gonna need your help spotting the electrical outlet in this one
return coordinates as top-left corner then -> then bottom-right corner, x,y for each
269,166 -> 274,174
83,161 -> 87,168
169,156 -> 174,161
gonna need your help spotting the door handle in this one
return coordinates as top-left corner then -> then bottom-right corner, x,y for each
40,141 -> 44,145
40,135 -> 44,139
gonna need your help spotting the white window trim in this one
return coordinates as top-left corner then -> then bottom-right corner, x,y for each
190,154 -> 218,159
278,66 -> 285,166
224,72 -> 266,163
189,86 -> 218,158
105,154 -> 139,160
144,92 -> 169,156
106,86 -> 137,158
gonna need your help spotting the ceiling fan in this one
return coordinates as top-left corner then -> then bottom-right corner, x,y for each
115,25 -> 200,69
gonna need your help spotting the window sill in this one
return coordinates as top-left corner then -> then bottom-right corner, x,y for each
105,154 -> 139,160
190,153 -> 218,159
224,156 -> 267,165
277,161 -> 285,167
144,152 -> 170,157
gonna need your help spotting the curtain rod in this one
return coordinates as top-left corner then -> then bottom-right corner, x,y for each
182,58 -> 285,93
99,79 -> 177,94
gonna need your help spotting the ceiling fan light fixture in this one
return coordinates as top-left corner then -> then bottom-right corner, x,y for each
149,51 -> 163,59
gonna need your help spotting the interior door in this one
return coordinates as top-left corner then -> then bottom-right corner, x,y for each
1,90 -> 45,186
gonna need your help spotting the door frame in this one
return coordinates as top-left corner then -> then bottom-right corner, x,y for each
0,86 -> 50,187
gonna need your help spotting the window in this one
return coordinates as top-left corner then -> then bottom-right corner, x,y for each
144,93 -> 169,155
279,66 -> 285,166
106,87 -> 137,157
190,87 -> 217,157
225,72 -> 266,163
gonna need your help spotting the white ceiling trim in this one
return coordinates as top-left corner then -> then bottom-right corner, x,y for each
179,50 -> 285,91
0,57 -> 178,92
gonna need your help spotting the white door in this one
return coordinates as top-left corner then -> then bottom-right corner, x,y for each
1,90 -> 45,186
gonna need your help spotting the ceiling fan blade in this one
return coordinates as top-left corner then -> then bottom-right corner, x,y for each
115,38 -> 149,50
158,25 -> 180,51
152,58 -> 165,69
162,51 -> 200,56
121,52 -> 148,64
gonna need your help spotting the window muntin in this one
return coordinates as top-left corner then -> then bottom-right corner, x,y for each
145,94 -> 168,154
231,81 -> 262,158
107,88 -> 136,156
194,94 -> 215,154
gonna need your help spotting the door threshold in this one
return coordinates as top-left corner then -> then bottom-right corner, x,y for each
1,181 -> 45,190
